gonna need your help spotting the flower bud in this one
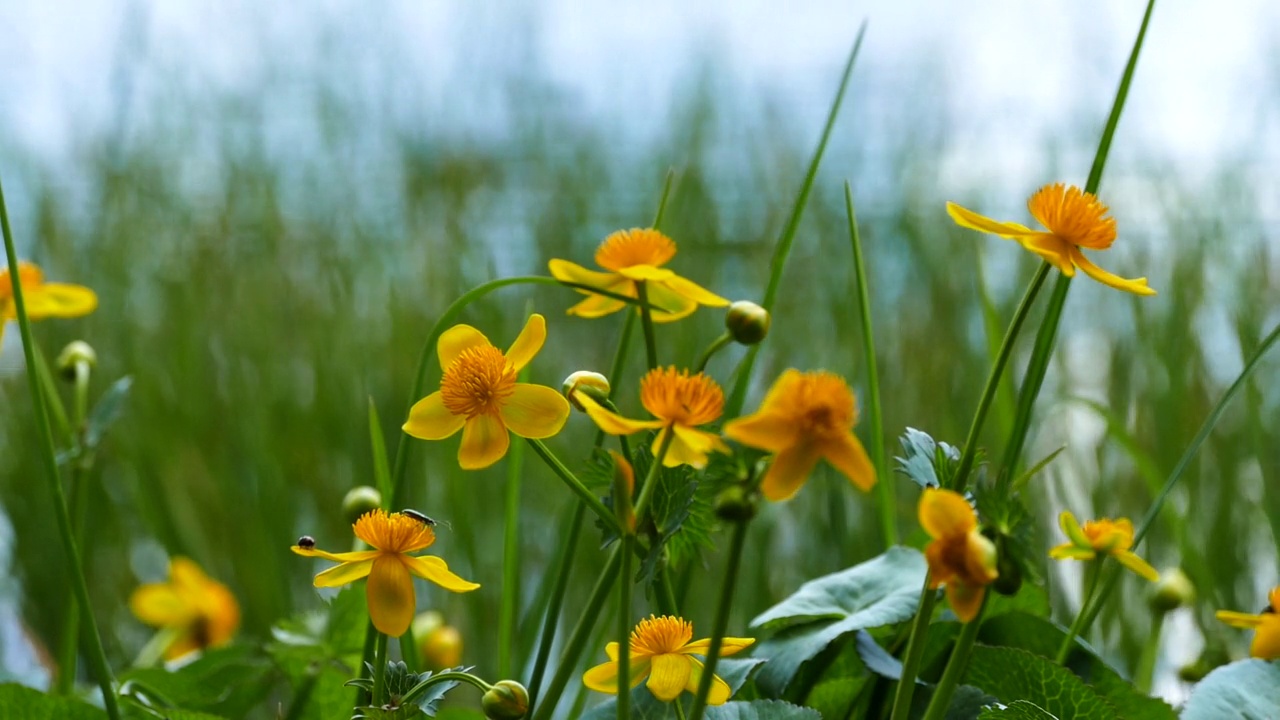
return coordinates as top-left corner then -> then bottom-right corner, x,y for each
562,371 -> 611,411
1149,568 -> 1195,613
413,610 -> 463,670
725,301 -> 770,345
991,539 -> 1023,596
482,679 -> 529,720
56,340 -> 97,381
341,486 -> 382,525
714,485 -> 758,522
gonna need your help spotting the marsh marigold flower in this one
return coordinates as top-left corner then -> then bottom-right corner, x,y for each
920,488 -> 998,622
292,509 -> 479,637
1216,587 -> 1280,660
129,557 -> 240,661
947,184 -> 1155,296
723,369 -> 875,502
1048,511 -> 1159,582
576,366 -> 729,469
583,615 -> 753,705
549,228 -> 728,322
403,314 -> 570,470
0,261 -> 97,347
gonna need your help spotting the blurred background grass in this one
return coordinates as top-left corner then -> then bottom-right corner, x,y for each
0,0 -> 1277,708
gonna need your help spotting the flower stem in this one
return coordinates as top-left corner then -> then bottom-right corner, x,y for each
1055,560 -> 1102,664
498,396 -> 527,679
55,357 -> 93,695
371,631 -> 390,707
1134,609 -> 1165,694
888,580 -> 937,720
0,176 -> 120,720
920,595 -> 988,720
693,333 -> 732,374
636,282 -> 659,371
527,439 -> 620,535
617,531 -> 634,720
688,518 -> 749,720
674,699 -> 689,720
527,500 -> 585,707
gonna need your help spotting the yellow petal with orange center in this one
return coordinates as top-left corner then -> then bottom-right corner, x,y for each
24,283 -> 97,319
919,488 -> 976,539
684,657 -> 732,705
946,582 -> 985,623
402,554 -> 480,593
458,414 -> 511,470
946,202 -> 1038,239
367,555 -> 416,637
314,558 -> 375,588
822,433 -> 877,492
403,392 -> 466,440
498,384 -> 570,438
758,444 -> 822,502
647,653 -> 692,702
505,314 -> 546,373
1069,248 -> 1156,296
438,324 -> 490,369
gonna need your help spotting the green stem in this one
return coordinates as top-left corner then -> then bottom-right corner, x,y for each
1055,561 -> 1102,664
617,532 -> 634,720
0,176 -> 120,720
656,562 -> 680,616
674,699 -> 689,720
632,430 -> 675,524
400,670 -> 492,705
693,333 -> 732,374
527,501 -> 586,706
845,183 -> 894,548
636,282 -> 659,371
1134,610 -> 1165,694
283,671 -> 319,720
55,359 -> 91,696
888,580 -> 937,720
527,439 -> 620,534
498,394 -> 527,678
371,632 -> 389,707
921,596 -> 988,720
688,519 -> 749,720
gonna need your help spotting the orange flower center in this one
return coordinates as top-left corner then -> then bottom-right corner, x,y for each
639,367 -> 724,426
354,510 -> 436,553
1027,183 -> 1116,250
0,262 -> 44,302
630,615 -> 693,656
594,228 -> 678,272
440,345 -> 516,418
1081,519 -> 1132,552
792,372 -> 856,439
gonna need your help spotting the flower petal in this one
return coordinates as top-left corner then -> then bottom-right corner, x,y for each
822,433 -> 877,492
458,414 -> 511,470
919,488 -> 976,539
367,555 -> 416,637
684,657 -> 732,705
605,642 -> 620,661
646,653 -> 692,702
617,265 -> 676,282
403,392 -> 466,440
758,444 -> 822,502
664,424 -> 729,469
723,409 -> 800,453
291,547 -> 380,563
129,584 -> 190,626
548,259 -> 623,291
24,283 -> 97,319
661,275 -> 729,308
1216,610 -> 1266,629
925,540 -> 956,587
583,657 -> 652,694
1019,233 -> 1076,276
1250,617 -> 1280,660
566,293 -> 630,319
680,637 -> 755,657
641,280 -> 699,323
499,384 -> 570,438
946,582 -> 985,623
314,558 -> 375,588
402,554 -> 480,592
946,202 -> 1038,239
578,393 -> 663,435
1047,544 -> 1095,561
1115,551 -> 1160,582
506,314 -> 547,373
1059,511 -> 1089,549
1069,248 -> 1156,296
438,324 -> 491,370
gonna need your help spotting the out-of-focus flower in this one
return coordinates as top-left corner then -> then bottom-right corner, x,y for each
413,610 -> 464,670
0,261 -> 97,347
1048,511 -> 1159,582
1216,587 -> 1280,660
920,488 -> 998,622
129,557 -> 240,660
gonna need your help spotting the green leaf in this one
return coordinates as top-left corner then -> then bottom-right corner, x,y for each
580,658 -> 764,720
1180,659 -> 1280,719
895,428 -> 960,490
704,699 -> 822,719
748,547 -> 926,695
0,683 -> 107,719
803,674 -> 870,719
910,684 -> 997,720
962,646 -> 1116,720
84,375 -> 133,448
118,645 -> 272,718
977,700 -> 1058,719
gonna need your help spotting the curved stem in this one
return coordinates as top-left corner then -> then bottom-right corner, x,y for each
527,439 -> 620,535
1055,561 -> 1102,664
401,670 -> 493,705
688,519 -> 749,720
921,595 -> 988,720
693,333 -> 732,374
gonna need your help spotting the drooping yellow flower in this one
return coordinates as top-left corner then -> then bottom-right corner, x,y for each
723,369 -> 875,502
403,314 -> 571,470
1048,511 -> 1159,582
0,261 -> 97,347
919,488 -> 998,623
292,510 -> 479,637
1216,587 -> 1280,660
583,615 -> 754,705
129,557 -> 240,661
576,366 -> 730,469
549,228 -> 728,322
947,183 -> 1155,296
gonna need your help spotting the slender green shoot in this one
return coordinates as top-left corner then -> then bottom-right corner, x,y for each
1055,560 -> 1102,664
636,282 -> 659,371
527,439 -> 620,535
888,582 -> 936,720
498,387 -> 527,678
687,519 -> 749,720
920,595 -> 989,720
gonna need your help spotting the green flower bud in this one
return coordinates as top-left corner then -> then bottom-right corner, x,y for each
1149,568 -> 1195,613
562,371 -> 611,411
482,679 -> 529,720
725,301 -> 770,345
341,486 -> 382,524
56,340 -> 97,381
714,485 -> 758,522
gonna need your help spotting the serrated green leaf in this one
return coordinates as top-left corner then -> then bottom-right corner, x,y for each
909,684 -> 997,720
84,375 -> 133,448
803,674 -> 870,719
748,547 -> 926,695
962,646 -> 1116,719
1180,659 -> 1280,719
896,428 -> 956,489
976,700 -> 1057,718
0,683 -> 107,719
118,645 -> 272,718
580,658 -> 764,720
704,699 -> 821,719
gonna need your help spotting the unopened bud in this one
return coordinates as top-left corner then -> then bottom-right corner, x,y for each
714,485 -> 757,522
608,451 -> 635,533
991,538 -> 1023,597
341,486 -> 382,525
562,371 -> 611,411
1149,568 -> 1195,613
413,611 -> 463,670
725,301 -> 770,345
482,679 -> 529,720
56,340 -> 97,381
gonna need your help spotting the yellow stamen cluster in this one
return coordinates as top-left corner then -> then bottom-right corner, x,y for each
440,346 -> 517,418
640,367 -> 724,425
630,615 -> 693,655
791,371 -> 856,438
1028,184 -> 1116,250
354,510 -> 436,554
595,228 -> 677,271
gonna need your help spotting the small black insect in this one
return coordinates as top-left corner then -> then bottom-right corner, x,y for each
297,535 -> 316,549
401,509 -> 437,526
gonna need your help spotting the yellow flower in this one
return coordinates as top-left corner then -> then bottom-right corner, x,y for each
129,557 -> 240,661
583,615 -> 754,705
722,369 -> 875,501
920,488 -> 998,623
403,314 -> 571,470
1048,511 -> 1159,582
0,261 -> 97,347
576,366 -> 730,469
947,183 -> 1155,296
292,510 -> 479,637
548,228 -> 728,322
1216,587 -> 1280,660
